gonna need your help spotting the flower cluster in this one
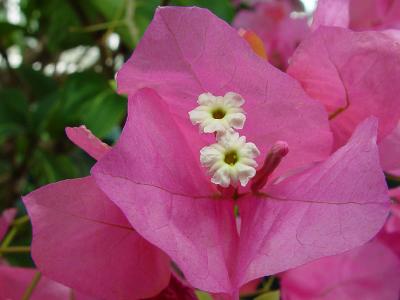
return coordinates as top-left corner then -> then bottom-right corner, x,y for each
4,1 -> 400,300
189,92 -> 260,188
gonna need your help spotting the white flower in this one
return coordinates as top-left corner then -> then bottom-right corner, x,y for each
200,130 -> 260,187
189,92 -> 246,133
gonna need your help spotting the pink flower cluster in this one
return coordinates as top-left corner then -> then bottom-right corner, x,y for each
11,1 -> 400,299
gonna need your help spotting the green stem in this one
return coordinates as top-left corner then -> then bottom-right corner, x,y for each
124,0 -> 139,44
70,20 -> 125,32
0,246 -> 31,254
263,276 -> 274,291
1,226 -> 18,248
21,272 -> 42,300
1,214 -> 30,252
12,214 -> 30,226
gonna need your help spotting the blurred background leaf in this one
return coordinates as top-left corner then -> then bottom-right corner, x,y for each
254,291 -> 280,300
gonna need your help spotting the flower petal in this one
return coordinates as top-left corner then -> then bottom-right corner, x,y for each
311,0 -> 350,30
23,176 -> 170,299
0,208 -> 16,242
280,240 -> 400,300
92,89 -> 239,294
349,0 -> 400,30
288,26 -> 400,148
237,117 -> 389,285
0,266 -> 72,300
65,125 -> 111,160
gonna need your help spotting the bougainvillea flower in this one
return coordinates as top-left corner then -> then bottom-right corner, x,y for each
66,125 -> 111,160
311,0 -> 400,44
349,0 -> 400,31
311,0 -> 350,30
288,26 -> 400,149
0,208 -> 16,241
280,240 -> 400,300
0,265 -> 98,300
298,1 -> 400,174
23,126 -> 171,299
312,0 -> 400,32
92,7 -> 390,297
233,0 -> 309,69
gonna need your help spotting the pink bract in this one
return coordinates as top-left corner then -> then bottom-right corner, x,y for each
280,240 -> 400,300
312,0 -> 400,31
0,208 -> 16,241
299,0 -> 400,174
66,126 -> 111,160
349,0 -> 400,31
0,265 -> 98,300
311,0 -> 350,30
0,207 -> 98,299
288,26 -> 400,149
23,126 -> 171,299
236,117 -> 389,285
92,8 -> 390,297
93,90 -> 389,297
24,176 -> 171,299
116,7 -> 332,179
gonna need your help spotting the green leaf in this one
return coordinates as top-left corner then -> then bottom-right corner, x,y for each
0,89 -> 29,140
16,65 -> 57,99
254,290 -> 280,300
42,71 -> 125,138
44,71 -> 105,136
31,151 -> 79,184
88,0 -> 133,48
0,89 -> 29,124
61,71 -> 126,138
31,93 -> 60,133
0,124 -> 25,141
87,0 -> 125,18
89,0 -> 159,48
170,0 -> 235,21
195,291 -> 213,300
33,0 -> 92,52
81,91 -> 126,138
0,22 -> 24,48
